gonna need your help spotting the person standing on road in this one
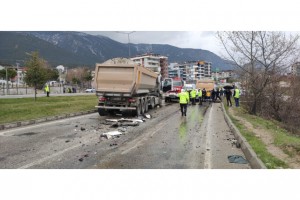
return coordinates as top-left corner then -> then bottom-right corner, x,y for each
198,88 -> 202,105
202,88 -> 206,102
211,89 -> 216,102
215,88 -> 222,102
190,89 -> 197,105
233,87 -> 240,107
225,88 -> 232,107
178,89 -> 189,116
45,84 -> 50,97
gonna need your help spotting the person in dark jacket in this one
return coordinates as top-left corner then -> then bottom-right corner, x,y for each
225,89 -> 232,107
202,88 -> 207,102
215,88 -> 222,102
211,89 -> 216,102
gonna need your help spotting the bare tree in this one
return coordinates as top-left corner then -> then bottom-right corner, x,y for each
218,31 -> 300,115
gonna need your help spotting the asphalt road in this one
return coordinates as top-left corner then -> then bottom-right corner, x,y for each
0,101 -> 250,169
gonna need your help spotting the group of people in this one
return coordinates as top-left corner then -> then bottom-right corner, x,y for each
177,87 -> 241,117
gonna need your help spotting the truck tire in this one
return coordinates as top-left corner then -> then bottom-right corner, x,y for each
144,98 -> 149,112
134,101 -> 142,117
141,99 -> 145,114
98,108 -> 107,116
149,97 -> 155,109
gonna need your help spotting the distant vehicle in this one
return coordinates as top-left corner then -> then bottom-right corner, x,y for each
85,88 -> 96,93
162,77 -> 184,102
184,83 -> 196,92
0,80 -> 12,85
48,81 -> 57,86
196,79 -> 215,101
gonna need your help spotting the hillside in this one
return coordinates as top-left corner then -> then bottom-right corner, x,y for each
0,31 -> 234,70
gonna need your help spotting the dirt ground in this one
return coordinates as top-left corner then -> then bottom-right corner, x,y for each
228,107 -> 300,169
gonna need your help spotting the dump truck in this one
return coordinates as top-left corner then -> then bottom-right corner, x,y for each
94,58 -> 162,116
196,79 -> 215,101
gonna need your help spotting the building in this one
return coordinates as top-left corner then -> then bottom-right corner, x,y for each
167,63 -> 181,78
291,62 -> 300,76
131,53 -> 168,78
167,61 -> 212,83
211,70 -> 235,82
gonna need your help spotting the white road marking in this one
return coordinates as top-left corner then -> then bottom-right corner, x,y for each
0,113 -> 97,136
18,143 -> 82,169
204,106 -> 213,169
121,121 -> 167,155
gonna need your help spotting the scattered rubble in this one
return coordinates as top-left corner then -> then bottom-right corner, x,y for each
143,114 -> 151,119
100,131 -> 123,139
228,155 -> 248,164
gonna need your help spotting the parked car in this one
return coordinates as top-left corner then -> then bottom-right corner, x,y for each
85,88 -> 95,93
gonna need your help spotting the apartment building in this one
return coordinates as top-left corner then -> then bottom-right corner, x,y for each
291,62 -> 300,76
211,70 -> 235,80
131,53 -> 168,78
168,61 -> 212,83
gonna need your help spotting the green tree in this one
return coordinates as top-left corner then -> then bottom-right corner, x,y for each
45,68 -> 59,81
0,68 -> 17,80
24,51 -> 48,101
83,70 -> 93,88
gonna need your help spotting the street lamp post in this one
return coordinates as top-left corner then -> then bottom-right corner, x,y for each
16,62 -> 19,95
116,31 -> 135,58
5,67 -> 8,95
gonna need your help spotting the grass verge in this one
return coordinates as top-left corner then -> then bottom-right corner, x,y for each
0,95 -> 98,124
223,99 -> 290,169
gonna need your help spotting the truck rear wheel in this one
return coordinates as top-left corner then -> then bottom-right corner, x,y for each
98,108 -> 107,116
149,97 -> 155,109
134,101 -> 142,117
144,99 -> 149,112
141,99 -> 145,114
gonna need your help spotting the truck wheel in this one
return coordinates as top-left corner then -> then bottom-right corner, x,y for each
149,97 -> 155,109
141,99 -> 145,114
144,99 -> 149,112
134,102 -> 142,117
98,108 -> 107,116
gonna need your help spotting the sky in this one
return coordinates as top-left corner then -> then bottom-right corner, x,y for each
85,31 -> 225,56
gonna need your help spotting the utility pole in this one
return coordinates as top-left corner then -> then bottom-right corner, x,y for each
116,31 -> 136,58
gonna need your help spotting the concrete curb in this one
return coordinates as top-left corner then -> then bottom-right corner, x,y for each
0,109 -> 98,131
221,103 -> 267,169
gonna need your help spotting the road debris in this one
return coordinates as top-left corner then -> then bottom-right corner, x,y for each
118,127 -> 127,132
143,114 -> 151,119
81,127 -> 86,131
228,155 -> 248,164
100,130 -> 123,139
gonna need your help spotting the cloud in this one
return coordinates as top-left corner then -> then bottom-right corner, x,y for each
85,31 -> 223,55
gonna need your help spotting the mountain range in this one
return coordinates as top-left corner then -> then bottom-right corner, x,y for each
0,31 -> 234,70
